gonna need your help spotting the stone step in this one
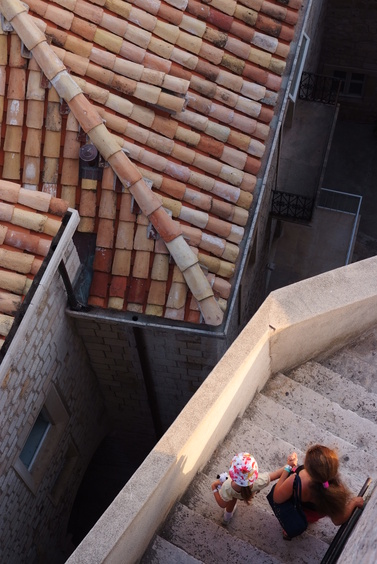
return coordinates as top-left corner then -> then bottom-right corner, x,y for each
261,372 -> 377,463
199,419 -> 349,544
202,395 -> 374,497
141,535 -> 203,563
317,327 -> 377,393
247,394 -> 377,494
181,471 -> 330,562
141,329 -> 377,564
287,361 -> 377,424
160,502 -> 284,564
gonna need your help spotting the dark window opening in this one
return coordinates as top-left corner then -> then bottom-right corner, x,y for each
20,408 -> 51,470
333,70 -> 365,98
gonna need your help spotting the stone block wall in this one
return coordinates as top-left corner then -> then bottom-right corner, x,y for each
72,312 -> 228,442
0,240 -> 107,564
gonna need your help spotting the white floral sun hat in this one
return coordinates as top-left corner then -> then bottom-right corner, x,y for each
229,452 -> 258,487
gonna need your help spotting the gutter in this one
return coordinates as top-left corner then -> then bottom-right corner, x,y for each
0,0 -> 223,327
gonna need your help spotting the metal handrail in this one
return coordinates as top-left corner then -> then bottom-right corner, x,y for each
320,477 -> 372,564
318,188 -> 362,264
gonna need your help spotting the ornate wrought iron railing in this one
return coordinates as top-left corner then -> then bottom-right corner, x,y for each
271,190 -> 314,222
299,72 -> 342,105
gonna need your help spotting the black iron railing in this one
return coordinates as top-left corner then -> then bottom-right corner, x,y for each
321,477 -> 372,564
299,72 -> 342,105
271,190 -> 314,221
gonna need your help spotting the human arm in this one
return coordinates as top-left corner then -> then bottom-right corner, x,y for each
211,479 -> 228,508
269,452 -> 299,482
331,496 -> 364,526
272,469 -> 296,503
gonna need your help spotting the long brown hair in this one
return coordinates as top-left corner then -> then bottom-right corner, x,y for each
305,444 -> 350,518
240,485 -> 254,504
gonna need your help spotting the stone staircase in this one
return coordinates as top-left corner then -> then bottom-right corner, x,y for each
141,327 -> 377,563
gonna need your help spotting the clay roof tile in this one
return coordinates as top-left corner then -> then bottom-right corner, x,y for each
0,0 -> 302,326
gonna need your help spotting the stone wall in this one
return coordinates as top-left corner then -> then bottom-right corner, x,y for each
0,237 -> 107,564
71,312 -> 228,441
66,256 -> 377,564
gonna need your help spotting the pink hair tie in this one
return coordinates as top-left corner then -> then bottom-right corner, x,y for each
323,481 -> 329,489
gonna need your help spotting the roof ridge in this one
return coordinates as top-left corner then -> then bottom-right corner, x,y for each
1,0 -> 224,325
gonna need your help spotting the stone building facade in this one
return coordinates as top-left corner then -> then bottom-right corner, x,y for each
0,0 -> 340,561
0,222 -> 107,564
319,0 -> 377,122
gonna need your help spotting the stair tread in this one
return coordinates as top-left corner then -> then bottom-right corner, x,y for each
161,502 -> 321,564
317,327 -> 377,393
141,535 -> 204,563
182,471 -> 335,549
261,373 -> 377,465
202,398 -> 375,495
287,361 -> 377,423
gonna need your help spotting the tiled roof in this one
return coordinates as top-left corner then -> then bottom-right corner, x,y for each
0,179 -> 69,345
0,0 -> 303,326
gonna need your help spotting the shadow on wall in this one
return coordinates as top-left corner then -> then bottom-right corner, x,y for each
67,431 -> 155,548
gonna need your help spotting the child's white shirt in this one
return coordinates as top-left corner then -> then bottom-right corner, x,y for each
219,472 -> 270,502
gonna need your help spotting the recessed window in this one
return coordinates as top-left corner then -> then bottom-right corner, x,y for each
333,70 -> 365,98
19,408 -> 51,470
14,384 -> 69,494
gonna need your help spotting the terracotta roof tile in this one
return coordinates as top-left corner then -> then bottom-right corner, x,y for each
112,249 -> 131,276
75,0 -> 103,24
109,275 -> 127,298
147,279 -> 166,306
93,247 -> 113,273
151,253 -> 169,281
90,270 -> 110,298
0,178 -> 69,342
127,277 -> 148,304
0,0 -> 302,325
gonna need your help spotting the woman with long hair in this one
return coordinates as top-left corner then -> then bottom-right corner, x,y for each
271,444 -> 364,539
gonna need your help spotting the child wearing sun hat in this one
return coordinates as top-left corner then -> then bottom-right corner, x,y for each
211,451 -> 298,524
